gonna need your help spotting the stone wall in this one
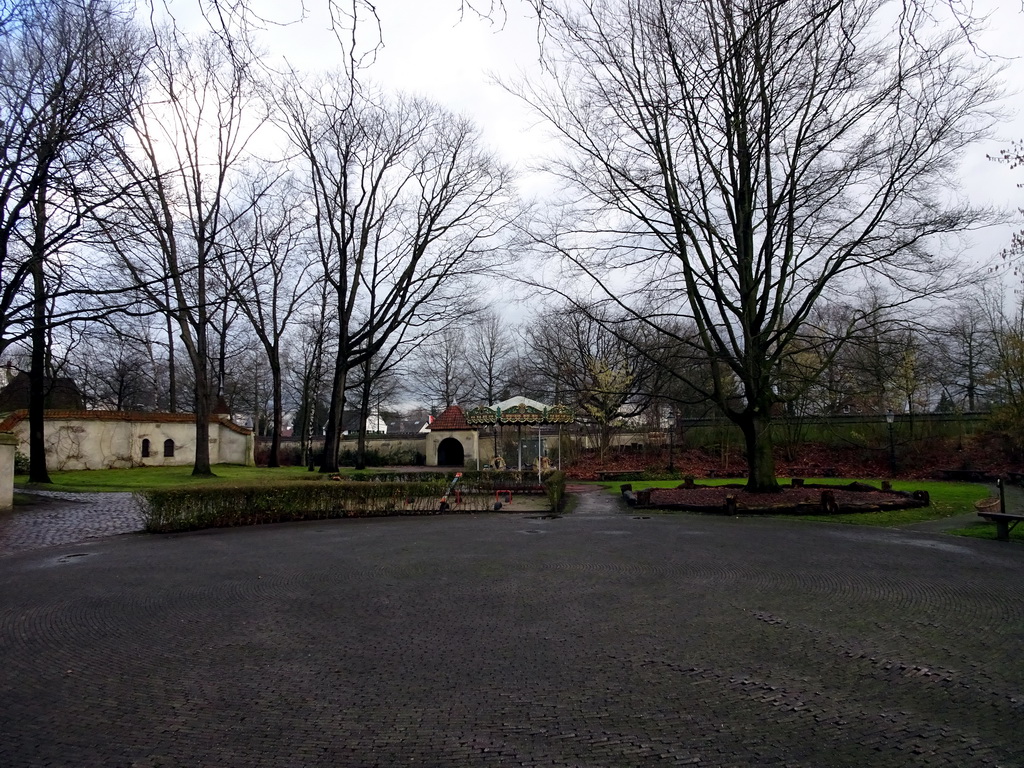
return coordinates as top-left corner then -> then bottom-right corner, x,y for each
0,411 -> 254,470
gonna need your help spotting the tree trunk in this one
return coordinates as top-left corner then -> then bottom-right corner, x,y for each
267,355 -> 282,468
354,398 -> 369,471
298,373 -> 312,467
354,356 -> 372,471
192,362 -> 214,476
737,412 -> 779,493
320,354 -> 347,473
165,289 -> 177,413
28,178 -> 50,484
28,259 -> 50,484
191,276 -> 214,476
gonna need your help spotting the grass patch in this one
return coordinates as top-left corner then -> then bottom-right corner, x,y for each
16,465 -> 355,493
948,522 -> 1024,543
601,477 -> 989,527
780,480 -> 989,526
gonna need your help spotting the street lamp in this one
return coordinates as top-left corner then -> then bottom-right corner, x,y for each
668,404 -> 676,473
885,410 -> 896,476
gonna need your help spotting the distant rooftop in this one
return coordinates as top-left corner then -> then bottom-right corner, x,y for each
430,405 -> 471,431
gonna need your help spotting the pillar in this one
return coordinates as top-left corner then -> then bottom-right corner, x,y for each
0,432 -> 17,511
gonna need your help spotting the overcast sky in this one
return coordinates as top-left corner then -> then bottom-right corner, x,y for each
177,0 -> 1024,276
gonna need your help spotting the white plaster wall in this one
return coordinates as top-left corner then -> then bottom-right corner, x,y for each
0,433 -> 15,510
217,424 -> 255,466
425,430 -> 479,467
8,417 -> 252,470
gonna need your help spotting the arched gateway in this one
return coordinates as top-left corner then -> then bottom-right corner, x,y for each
425,405 -> 478,468
436,437 -> 465,466
425,399 -> 575,470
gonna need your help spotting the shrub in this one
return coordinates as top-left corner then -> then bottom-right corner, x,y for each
544,471 -> 567,513
13,449 -> 29,474
137,480 -> 449,533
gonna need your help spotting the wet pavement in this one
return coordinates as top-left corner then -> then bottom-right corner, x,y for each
0,490 -> 143,557
1,484 -> 1022,767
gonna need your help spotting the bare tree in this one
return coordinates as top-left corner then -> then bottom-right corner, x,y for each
0,0 -> 144,482
517,0 -> 999,490
64,319 -> 160,410
285,281 -> 336,467
414,326 -> 478,410
466,309 -> 519,405
104,24 -> 264,476
223,172 -> 318,466
934,294 -> 992,412
278,77 -> 517,473
524,303 -> 663,460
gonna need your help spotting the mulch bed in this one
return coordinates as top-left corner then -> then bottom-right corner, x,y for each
637,483 -> 928,515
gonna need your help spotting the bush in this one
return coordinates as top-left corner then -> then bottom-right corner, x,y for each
13,449 -> 29,474
544,471 -> 567,513
137,480 -> 449,533
338,448 -> 421,467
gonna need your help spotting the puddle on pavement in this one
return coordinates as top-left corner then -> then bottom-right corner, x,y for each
55,553 -> 92,564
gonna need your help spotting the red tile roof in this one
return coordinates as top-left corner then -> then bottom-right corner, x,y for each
429,405 -> 473,431
0,409 -> 252,435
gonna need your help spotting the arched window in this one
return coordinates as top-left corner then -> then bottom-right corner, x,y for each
141,439 -> 150,458
163,439 -> 175,458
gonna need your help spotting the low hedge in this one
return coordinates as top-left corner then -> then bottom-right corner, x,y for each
137,472 -> 571,534
138,480 -> 449,533
348,470 -> 558,494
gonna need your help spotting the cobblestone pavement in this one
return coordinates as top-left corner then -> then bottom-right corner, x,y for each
0,490 -> 144,557
1,489 -> 1023,767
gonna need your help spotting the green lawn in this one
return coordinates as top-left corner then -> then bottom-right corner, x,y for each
599,478 -> 990,527
15,465 -> 329,493
947,522 -> 1024,543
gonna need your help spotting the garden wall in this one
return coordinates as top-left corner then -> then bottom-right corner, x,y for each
0,410 -> 255,470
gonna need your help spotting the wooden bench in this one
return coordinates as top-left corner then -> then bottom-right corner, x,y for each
976,510 -> 1024,542
596,471 -> 637,482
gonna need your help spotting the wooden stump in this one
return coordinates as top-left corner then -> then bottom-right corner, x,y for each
821,490 -> 839,514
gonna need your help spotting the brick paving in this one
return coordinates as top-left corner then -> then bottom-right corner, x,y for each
0,490 -> 143,556
0,486 -> 1022,766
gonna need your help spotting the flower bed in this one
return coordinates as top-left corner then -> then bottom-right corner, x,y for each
633,481 -> 928,515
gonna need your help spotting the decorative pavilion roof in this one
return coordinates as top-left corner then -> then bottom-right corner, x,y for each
463,398 -> 576,426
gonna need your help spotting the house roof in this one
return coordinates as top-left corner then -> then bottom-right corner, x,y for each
386,417 -> 430,435
0,409 -> 252,435
429,405 -> 472,431
0,373 -> 84,412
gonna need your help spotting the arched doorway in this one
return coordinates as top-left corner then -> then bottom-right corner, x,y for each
437,437 -> 465,466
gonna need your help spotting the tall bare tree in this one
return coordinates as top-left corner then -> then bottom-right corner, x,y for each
223,171 -> 318,466
104,25 -> 263,476
517,0 -> 999,490
278,78 -> 517,473
524,303 -> 664,459
466,309 -> 518,405
0,0 -> 144,482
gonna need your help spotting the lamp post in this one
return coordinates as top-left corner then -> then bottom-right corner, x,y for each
885,410 -> 896,476
668,404 -> 676,473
